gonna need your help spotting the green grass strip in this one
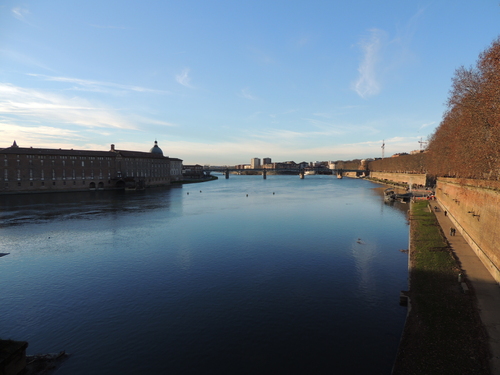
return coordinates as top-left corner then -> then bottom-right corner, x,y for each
393,201 -> 490,374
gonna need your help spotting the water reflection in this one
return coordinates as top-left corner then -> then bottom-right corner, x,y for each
351,237 -> 378,304
0,176 -> 409,375
0,187 -> 183,227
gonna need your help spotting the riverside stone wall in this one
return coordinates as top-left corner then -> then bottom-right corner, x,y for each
436,177 -> 500,285
343,171 -> 356,178
370,172 -> 427,186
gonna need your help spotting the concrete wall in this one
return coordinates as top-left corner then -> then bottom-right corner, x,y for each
370,172 -> 427,186
436,177 -> 500,285
343,171 -> 359,178
342,171 -> 369,178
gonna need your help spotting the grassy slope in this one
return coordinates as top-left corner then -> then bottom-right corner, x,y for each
393,201 -> 490,374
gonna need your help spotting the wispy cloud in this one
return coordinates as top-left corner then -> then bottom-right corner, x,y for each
303,118 -> 379,137
149,134 -> 425,165
162,135 -> 422,165
28,74 -> 169,95
128,115 -> 177,127
12,7 -> 29,22
239,88 -> 258,100
337,136 -> 422,156
313,106 -> 360,118
175,68 -> 193,88
419,121 -> 435,130
0,83 -> 136,130
353,9 -> 424,99
0,49 -> 55,72
252,129 -> 304,140
353,28 -> 386,98
0,122 -> 85,148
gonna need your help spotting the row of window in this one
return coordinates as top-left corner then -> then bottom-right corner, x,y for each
4,168 -> 172,181
5,160 -> 169,169
4,155 -> 112,161
4,160 -> 113,168
4,169 -> 110,181
4,180 -> 103,188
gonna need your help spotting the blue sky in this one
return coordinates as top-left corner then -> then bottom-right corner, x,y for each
1,1 -> 499,165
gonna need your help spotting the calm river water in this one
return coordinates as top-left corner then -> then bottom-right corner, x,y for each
0,175 -> 409,374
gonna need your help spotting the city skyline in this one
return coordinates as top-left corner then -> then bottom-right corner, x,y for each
1,1 -> 499,165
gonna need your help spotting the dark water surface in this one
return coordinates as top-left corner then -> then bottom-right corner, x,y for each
0,176 -> 409,374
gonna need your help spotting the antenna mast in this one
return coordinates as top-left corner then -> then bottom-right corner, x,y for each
381,139 -> 385,159
418,137 -> 428,151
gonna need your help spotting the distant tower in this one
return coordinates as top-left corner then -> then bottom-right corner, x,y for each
381,140 -> 385,159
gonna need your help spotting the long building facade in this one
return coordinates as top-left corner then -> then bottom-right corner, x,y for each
1,141 -> 183,194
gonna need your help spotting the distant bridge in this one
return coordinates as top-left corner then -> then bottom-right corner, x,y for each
203,167 -> 370,179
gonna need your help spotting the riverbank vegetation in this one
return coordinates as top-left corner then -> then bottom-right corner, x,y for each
367,36 -> 500,181
393,201 -> 490,374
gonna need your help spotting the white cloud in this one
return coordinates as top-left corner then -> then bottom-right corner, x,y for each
175,68 -> 193,88
162,136 -> 422,165
419,121 -> 435,130
28,74 -> 169,95
252,129 -> 304,140
352,9 -> 424,99
12,7 -> 29,21
0,83 -> 136,130
353,28 -> 386,98
0,122 -> 85,148
128,115 -> 177,127
0,50 -> 55,72
239,88 -> 258,100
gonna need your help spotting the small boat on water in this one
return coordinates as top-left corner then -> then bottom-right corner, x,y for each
384,188 -> 396,201
384,188 -> 411,202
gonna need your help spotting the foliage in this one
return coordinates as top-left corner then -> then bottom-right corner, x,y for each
427,36 -> 500,179
366,36 -> 500,181
368,153 -> 427,174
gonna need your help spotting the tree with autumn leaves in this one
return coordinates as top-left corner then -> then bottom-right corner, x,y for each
369,36 -> 500,180
426,36 -> 500,179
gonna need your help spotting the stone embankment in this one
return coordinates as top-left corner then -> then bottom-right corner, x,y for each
369,173 -> 500,285
436,177 -> 500,285
369,172 -> 428,187
369,173 -> 500,373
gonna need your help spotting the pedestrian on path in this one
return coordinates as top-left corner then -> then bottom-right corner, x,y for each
444,211 -> 447,216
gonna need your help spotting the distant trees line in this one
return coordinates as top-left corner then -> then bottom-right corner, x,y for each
367,153 -> 426,174
363,36 -> 500,181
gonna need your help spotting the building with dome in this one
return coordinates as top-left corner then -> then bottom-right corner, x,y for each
1,141 -> 183,194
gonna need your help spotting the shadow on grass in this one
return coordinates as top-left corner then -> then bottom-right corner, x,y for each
393,201 -> 491,375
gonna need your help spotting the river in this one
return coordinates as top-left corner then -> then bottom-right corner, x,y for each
0,175 -> 409,374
